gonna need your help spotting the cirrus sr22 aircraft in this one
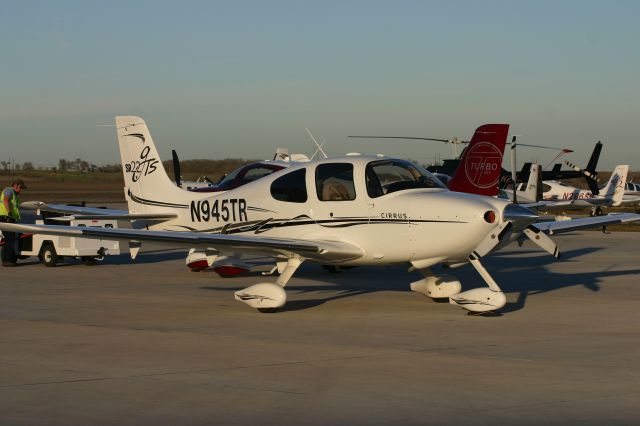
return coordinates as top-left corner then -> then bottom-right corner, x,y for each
4,116 -> 640,315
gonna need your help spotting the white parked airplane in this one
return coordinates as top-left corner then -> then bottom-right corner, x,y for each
502,163 -> 639,216
509,164 -> 628,205
624,181 -> 640,196
540,165 -> 640,213
4,116 -> 640,315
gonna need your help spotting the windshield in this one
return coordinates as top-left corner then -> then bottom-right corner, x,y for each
216,167 -> 243,188
216,164 -> 282,190
365,159 -> 445,198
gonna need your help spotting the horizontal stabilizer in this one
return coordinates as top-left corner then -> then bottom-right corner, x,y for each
21,201 -> 128,216
21,201 -> 176,222
48,213 -> 178,221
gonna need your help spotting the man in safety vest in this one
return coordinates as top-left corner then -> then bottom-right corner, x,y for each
1,179 -> 26,266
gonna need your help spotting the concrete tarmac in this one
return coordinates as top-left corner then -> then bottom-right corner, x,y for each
1,232 -> 639,425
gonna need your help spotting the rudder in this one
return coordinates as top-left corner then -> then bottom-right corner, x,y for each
601,165 -> 628,207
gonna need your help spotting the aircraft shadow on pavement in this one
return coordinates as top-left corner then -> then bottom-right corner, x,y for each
200,245 -> 640,313
460,246 -> 640,314
483,246 -> 640,313
200,264 -> 409,311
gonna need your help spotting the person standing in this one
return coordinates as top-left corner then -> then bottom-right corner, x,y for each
0,179 -> 26,266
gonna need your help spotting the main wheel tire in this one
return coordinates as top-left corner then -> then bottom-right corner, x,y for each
322,265 -> 355,274
41,244 -> 59,267
82,256 -> 98,266
322,265 -> 343,273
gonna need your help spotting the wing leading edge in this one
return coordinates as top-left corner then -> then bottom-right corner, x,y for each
0,223 -> 364,263
531,213 -> 640,235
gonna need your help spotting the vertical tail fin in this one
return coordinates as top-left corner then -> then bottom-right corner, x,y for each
600,165 -> 628,207
115,116 -> 192,214
448,124 -> 509,196
519,163 -> 542,202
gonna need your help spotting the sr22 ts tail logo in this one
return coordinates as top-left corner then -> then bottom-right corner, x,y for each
125,145 -> 159,182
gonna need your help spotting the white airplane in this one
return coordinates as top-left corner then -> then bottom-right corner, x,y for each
4,116 -> 640,315
499,163 -> 543,204
507,164 -> 626,204
624,181 -> 640,196
501,163 -> 640,216
540,165 -> 640,212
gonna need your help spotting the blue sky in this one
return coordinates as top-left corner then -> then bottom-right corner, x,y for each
1,1 -> 638,170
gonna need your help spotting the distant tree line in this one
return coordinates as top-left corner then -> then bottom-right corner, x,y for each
0,157 -> 257,179
0,158 -> 121,174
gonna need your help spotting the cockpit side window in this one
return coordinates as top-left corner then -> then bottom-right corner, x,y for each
365,166 -> 384,198
270,168 -> 307,203
365,159 -> 444,198
316,163 -> 356,201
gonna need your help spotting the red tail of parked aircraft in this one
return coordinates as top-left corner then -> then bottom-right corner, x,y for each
447,124 -> 509,196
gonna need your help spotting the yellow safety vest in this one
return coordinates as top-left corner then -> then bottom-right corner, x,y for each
0,187 -> 20,221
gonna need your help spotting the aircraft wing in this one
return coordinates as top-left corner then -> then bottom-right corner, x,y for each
21,201 -> 177,221
524,195 -> 640,211
620,195 -> 640,206
531,213 -> 640,235
522,200 -> 575,210
0,223 -> 364,263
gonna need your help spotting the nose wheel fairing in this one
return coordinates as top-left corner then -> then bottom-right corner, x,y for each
448,255 -> 507,313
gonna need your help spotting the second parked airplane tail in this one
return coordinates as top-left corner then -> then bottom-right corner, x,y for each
448,124 -> 509,197
600,165 -> 629,207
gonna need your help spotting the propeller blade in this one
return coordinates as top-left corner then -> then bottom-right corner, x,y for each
507,142 -> 573,152
564,160 -> 600,195
523,225 -> 560,258
510,136 -> 518,204
347,136 -> 570,152
171,149 -> 182,188
471,221 -> 513,258
347,136 -> 456,143
564,160 -> 600,181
